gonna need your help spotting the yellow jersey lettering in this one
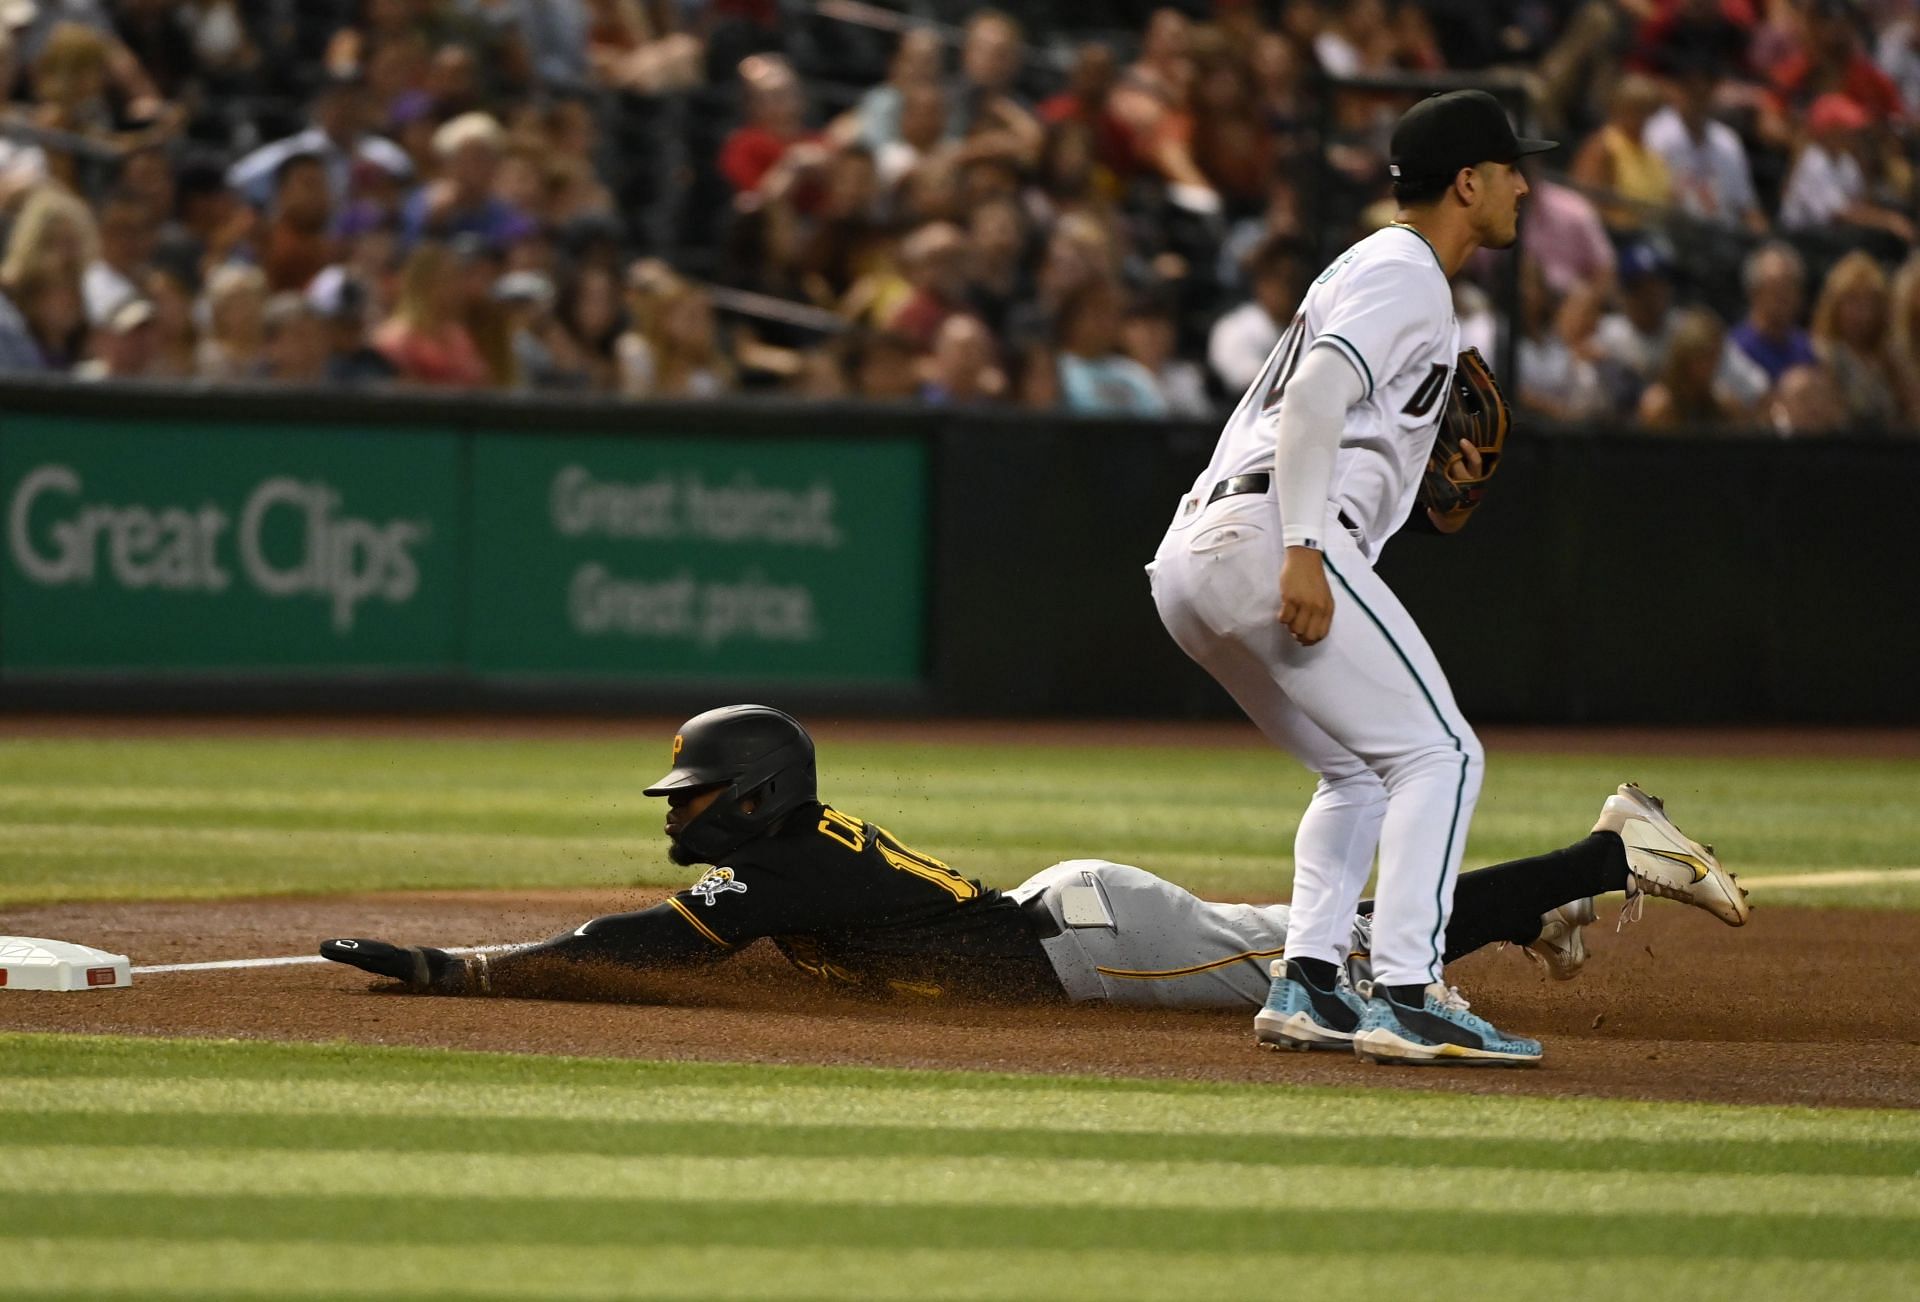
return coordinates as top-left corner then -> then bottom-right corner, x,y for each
816,806 -> 866,852
875,825 -> 978,902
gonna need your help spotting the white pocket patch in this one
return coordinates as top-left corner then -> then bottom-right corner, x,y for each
1059,883 -> 1115,929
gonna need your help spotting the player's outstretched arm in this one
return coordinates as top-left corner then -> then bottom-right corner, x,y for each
320,903 -> 736,999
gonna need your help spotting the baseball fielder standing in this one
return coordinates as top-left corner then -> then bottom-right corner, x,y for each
1151,91 -> 1558,1066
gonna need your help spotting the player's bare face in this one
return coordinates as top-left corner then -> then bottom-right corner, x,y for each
1478,163 -> 1528,250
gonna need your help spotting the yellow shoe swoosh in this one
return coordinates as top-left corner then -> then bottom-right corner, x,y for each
1640,847 -> 1710,883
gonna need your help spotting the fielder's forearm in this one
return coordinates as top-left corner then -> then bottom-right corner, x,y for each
1273,344 -> 1364,549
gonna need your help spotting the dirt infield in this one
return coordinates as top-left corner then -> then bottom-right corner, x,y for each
4,889 -> 1916,1109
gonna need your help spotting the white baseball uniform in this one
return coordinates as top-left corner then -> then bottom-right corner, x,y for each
1148,223 -> 1480,989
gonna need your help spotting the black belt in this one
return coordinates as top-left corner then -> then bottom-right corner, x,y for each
1018,892 -> 1061,940
1205,474 -> 1358,532
1206,472 -> 1269,504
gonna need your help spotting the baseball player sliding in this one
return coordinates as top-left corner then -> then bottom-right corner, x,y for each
322,707 -> 1748,1025
1148,91 -> 1749,1066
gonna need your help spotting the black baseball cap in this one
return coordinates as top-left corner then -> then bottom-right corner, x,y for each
1389,90 -> 1557,187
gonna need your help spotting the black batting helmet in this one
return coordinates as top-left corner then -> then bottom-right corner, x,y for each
645,705 -> 818,864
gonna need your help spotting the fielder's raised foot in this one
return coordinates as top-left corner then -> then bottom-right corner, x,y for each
1351,982 -> 1543,1068
1594,783 -> 1750,926
320,938 -> 464,992
1255,959 -> 1365,1051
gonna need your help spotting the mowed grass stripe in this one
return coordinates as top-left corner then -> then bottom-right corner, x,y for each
9,1073 -> 1920,1150
15,1145 -> 1920,1218
6,1193 -> 1914,1262
16,1110 -> 1917,1179
9,1240 -> 1915,1302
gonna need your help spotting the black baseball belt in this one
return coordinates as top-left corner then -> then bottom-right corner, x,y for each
1205,474 -> 1359,532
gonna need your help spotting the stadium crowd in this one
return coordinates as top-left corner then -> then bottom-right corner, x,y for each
0,0 -> 1916,436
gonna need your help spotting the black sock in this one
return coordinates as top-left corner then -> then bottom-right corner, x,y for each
1290,956 -> 1339,990
1438,832 -> 1629,964
1387,983 -> 1428,1004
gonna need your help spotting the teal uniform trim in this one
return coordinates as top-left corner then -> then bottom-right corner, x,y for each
1318,334 -> 1375,401
1323,554 -> 1469,983
1388,221 -> 1446,273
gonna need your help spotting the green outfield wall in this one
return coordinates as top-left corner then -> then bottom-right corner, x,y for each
0,381 -> 1911,722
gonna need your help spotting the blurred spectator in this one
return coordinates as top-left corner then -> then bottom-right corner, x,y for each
1039,41 -> 1130,175
1108,7 -> 1217,204
1878,3 -> 1920,108
1638,307 -> 1743,428
159,155 -> 253,284
876,82 -> 949,188
228,76 -> 413,210
322,280 -> 399,385
1767,0 -> 1904,128
1056,276 -> 1167,416
260,153 -> 339,292
28,19 -> 178,188
615,272 -> 732,398
839,326 -> 920,401
513,0 -> 590,88
142,265 -> 195,378
1780,92 -> 1916,243
1888,253 -> 1920,426
720,54 -> 813,200
966,194 -> 1031,337
0,29 -> 48,201
373,242 -> 489,387
16,264 -> 84,368
1207,233 -> 1304,394
1630,0 -> 1751,77
82,189 -> 152,324
74,293 -> 155,380
0,266 -> 50,373
259,292 -> 331,385
194,261 -> 266,380
560,263 -> 624,389
949,12 -> 1042,172
887,221 -> 971,351
403,112 -> 531,250
783,144 -> 883,308
1594,243 -> 1679,411
1517,264 -> 1609,422
919,313 -> 1005,405
1642,56 -> 1767,233
952,10 -> 1031,127
1516,176 -> 1616,300
1810,249 -> 1899,428
1768,363 -> 1851,436
1570,73 -> 1672,234
584,0 -> 703,94
1188,25 -> 1271,207
846,27 -> 943,152
1724,242 -> 1818,407
1121,292 -> 1211,417
494,270 -> 589,390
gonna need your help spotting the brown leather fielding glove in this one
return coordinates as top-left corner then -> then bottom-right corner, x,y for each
1419,346 -> 1512,534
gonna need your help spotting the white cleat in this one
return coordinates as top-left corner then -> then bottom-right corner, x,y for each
1592,783 -> 1750,926
1525,897 -> 1595,980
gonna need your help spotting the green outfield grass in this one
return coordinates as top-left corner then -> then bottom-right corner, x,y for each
0,735 -> 1915,908
4,1031 -> 1919,1301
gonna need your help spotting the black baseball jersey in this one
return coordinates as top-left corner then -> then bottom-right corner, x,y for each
575,802 -> 1061,1001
